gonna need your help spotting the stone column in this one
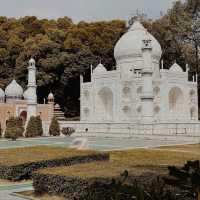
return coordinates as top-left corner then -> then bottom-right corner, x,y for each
141,39 -> 154,124
27,58 -> 37,120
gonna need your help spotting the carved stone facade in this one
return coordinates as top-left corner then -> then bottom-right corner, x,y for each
80,21 -> 198,124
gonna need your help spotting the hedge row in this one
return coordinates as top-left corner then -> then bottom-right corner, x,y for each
0,153 -> 109,181
33,173 -> 116,200
33,172 -> 182,200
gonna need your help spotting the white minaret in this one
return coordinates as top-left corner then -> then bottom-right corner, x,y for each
27,58 -> 37,120
141,38 -> 154,123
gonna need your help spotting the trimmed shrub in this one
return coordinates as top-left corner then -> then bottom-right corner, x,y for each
164,160 -> 200,200
4,117 -> 24,140
49,117 -> 60,136
36,116 -> 43,136
33,171 -> 182,200
25,116 -> 43,137
61,127 -> 75,136
0,153 -> 109,181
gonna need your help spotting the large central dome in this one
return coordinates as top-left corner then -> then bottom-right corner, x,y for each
114,21 -> 162,63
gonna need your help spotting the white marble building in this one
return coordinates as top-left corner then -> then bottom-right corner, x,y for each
80,21 -> 198,124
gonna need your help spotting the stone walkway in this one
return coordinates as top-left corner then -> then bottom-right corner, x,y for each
0,136 -> 195,151
0,183 -> 32,200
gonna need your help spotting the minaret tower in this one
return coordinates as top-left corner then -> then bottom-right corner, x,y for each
141,38 -> 154,123
27,58 -> 37,120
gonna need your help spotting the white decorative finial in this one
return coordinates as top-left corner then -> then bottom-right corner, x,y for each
128,9 -> 147,26
29,58 -> 35,67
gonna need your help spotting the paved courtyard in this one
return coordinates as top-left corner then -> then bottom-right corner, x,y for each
0,136 -> 195,151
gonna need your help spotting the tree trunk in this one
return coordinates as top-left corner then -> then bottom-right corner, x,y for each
197,192 -> 200,200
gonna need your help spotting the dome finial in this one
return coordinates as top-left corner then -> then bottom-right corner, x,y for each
114,16 -> 162,63
48,91 -> 54,103
29,58 -> 35,67
128,10 -> 147,27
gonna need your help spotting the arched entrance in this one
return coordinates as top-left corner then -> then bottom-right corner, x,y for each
169,87 -> 184,119
190,107 -> 196,120
97,87 -> 113,121
19,111 -> 27,125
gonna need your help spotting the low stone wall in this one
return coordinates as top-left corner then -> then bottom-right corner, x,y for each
58,121 -> 200,141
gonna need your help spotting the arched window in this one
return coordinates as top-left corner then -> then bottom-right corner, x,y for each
122,106 -> 131,118
83,90 -> 90,101
153,87 -> 160,96
19,110 -> 27,125
190,89 -> 196,103
83,108 -> 90,118
137,86 -> 142,94
122,87 -> 131,99
137,105 -> 142,113
169,87 -> 184,119
190,107 -> 196,120
154,106 -> 160,115
97,87 -> 113,121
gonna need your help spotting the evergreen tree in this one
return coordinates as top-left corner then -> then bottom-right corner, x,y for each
25,116 -> 43,137
4,117 -> 24,140
49,116 -> 60,136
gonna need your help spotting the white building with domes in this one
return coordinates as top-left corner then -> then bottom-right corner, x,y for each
65,20 -> 200,138
0,58 -> 54,135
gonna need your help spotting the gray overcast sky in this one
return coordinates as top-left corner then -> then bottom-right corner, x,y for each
0,0 -> 183,22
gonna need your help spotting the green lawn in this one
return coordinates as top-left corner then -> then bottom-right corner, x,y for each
38,144 -> 200,179
0,146 -> 96,166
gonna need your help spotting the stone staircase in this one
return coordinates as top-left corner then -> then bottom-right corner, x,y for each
54,104 -> 66,121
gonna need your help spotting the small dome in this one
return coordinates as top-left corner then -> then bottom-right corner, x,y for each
5,80 -> 23,98
114,21 -> 162,63
0,88 -> 5,99
29,58 -> 35,66
170,63 -> 183,72
93,63 -> 107,74
48,92 -> 54,100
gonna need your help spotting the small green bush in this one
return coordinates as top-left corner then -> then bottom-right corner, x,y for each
61,127 -> 75,136
25,116 -> 43,138
4,117 -> 24,140
49,117 -> 60,136
5,128 -> 18,141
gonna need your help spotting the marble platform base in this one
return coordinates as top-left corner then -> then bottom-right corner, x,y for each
43,121 -> 200,142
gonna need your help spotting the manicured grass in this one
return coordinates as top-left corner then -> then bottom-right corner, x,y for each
157,143 -> 200,153
0,146 -> 96,166
38,145 -> 200,179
